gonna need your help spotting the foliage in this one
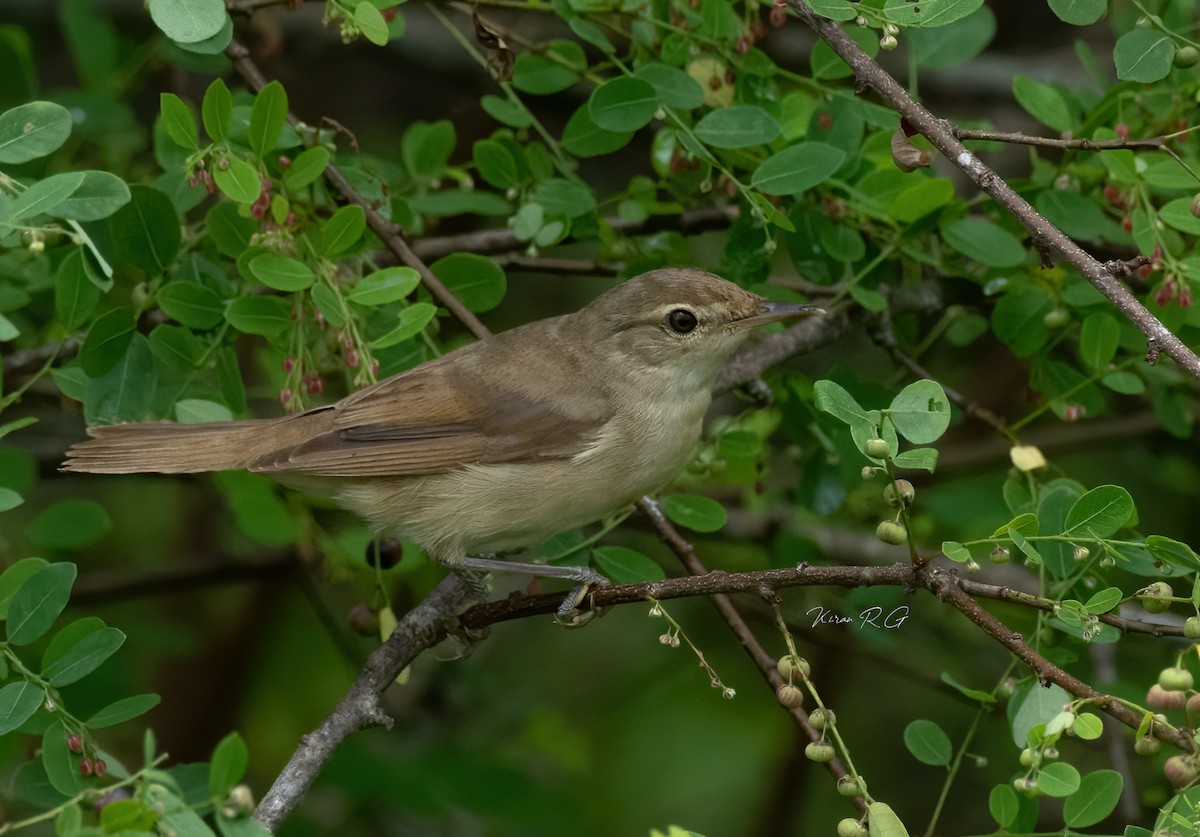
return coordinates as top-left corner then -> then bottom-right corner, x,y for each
1,0 -> 1200,834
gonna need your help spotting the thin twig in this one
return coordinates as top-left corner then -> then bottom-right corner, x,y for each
224,39 -> 492,340
954,127 -> 1168,152
787,0 -> 1200,383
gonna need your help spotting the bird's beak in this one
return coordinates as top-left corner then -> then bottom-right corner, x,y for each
733,302 -> 824,330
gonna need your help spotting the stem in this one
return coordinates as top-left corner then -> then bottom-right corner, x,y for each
923,710 -> 983,837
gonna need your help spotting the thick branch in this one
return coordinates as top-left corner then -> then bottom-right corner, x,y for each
787,1 -> 1200,383
254,576 -> 472,831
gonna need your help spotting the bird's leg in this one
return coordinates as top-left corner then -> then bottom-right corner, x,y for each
457,555 -> 609,626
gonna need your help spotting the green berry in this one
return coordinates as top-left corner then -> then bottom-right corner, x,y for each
1140,581 -> 1174,614
1185,617 -> 1200,640
836,775 -> 865,797
884,479 -> 915,508
776,683 -> 805,708
810,708 -> 836,730
805,742 -> 836,763
1158,666 -> 1193,692
1175,46 -> 1200,68
837,818 -> 868,837
865,438 -> 890,459
1135,735 -> 1162,756
876,520 -> 907,545
777,654 -> 810,681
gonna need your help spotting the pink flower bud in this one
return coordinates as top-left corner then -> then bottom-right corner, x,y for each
280,388 -> 293,405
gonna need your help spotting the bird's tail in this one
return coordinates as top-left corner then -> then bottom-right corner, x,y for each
62,420 -> 276,474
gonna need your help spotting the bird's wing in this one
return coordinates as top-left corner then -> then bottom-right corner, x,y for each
249,351 -> 612,477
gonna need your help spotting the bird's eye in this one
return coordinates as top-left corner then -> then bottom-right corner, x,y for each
667,308 -> 699,334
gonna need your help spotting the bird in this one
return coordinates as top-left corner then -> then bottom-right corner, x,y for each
64,268 -> 822,616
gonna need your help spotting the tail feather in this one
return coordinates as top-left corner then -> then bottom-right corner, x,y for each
63,421 -> 277,474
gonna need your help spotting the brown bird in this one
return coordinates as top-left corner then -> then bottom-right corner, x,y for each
65,268 -> 821,615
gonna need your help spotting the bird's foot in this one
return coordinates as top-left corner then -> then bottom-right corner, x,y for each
554,569 -> 610,628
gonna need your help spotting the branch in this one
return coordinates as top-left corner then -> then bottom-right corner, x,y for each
254,575 -> 473,830
637,497 -> 867,815
2,338 -> 77,380
954,127 -> 1170,152
224,39 -> 492,341
714,302 -> 854,394
787,1 -> 1200,384
408,205 -> 738,262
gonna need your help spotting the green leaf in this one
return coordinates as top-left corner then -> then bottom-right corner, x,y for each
176,399 -> 234,423
1146,535 -> 1200,571
988,784 -> 1020,828
1064,485 -> 1134,538
941,217 -> 1026,267
1037,761 -> 1081,797
941,541 -> 971,563
530,178 -> 595,218
54,171 -> 130,222
1049,0 -> 1105,24
866,802 -> 911,837
693,106 -> 780,149
0,488 -> 22,513
56,803 -> 82,837
1063,769 -> 1123,827
887,380 -> 951,444
992,284 -> 1053,357
481,94 -> 532,129
157,282 -> 224,330
561,105 -> 633,158
431,253 -> 506,313
42,626 -> 123,686
320,204 -> 366,256
108,185 -> 181,273
101,799 -> 159,833
26,500 -> 111,550
354,1 -> 389,46
79,308 -> 135,377
512,41 -> 585,95
1072,712 -> 1104,739
1013,75 -> 1073,133
348,267 -> 420,307
176,13 -> 233,54
209,731 -> 249,798
908,7 -> 995,69
0,558 -> 49,620
225,296 -> 292,337
892,448 -> 938,472
592,546 -> 665,584
87,693 -> 161,728
884,0 -> 982,27
7,562 -> 77,646
662,494 -> 727,533
160,92 -> 199,150
370,303 -> 438,349
903,719 -> 952,766
42,616 -> 104,670
8,172 -> 85,222
402,120 -> 455,183
806,0 -> 857,21
202,78 -> 232,141
813,380 -> 873,428
588,77 -> 658,132
213,157 -> 262,204
472,140 -> 521,189
1079,312 -> 1119,370
1101,370 -> 1144,394
247,253 -> 314,291
635,63 -> 704,109
1114,29 -> 1174,83
284,145 -> 330,190
42,722 -> 81,797
1011,682 -> 1070,747
0,681 -> 43,734
55,250 -> 101,331
568,17 -> 613,52
409,190 -> 511,218
1035,189 -> 1106,240
148,0 -> 225,42
249,80 -> 288,159
1083,587 -> 1121,614
751,142 -> 846,196
310,284 -> 346,326
0,101 -> 72,164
